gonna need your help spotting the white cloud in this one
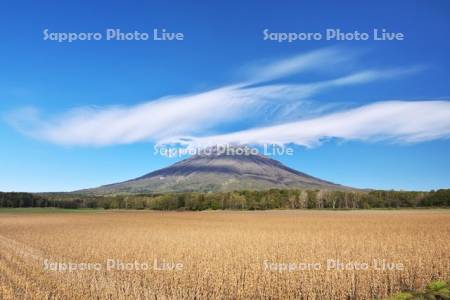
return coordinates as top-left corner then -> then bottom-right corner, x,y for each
6,48 -> 430,147
240,47 -> 355,84
166,101 -> 450,148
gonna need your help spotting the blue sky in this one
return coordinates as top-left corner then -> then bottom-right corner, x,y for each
1,0 -> 450,192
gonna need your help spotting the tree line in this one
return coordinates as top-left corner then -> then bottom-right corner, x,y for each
1,189 -> 449,210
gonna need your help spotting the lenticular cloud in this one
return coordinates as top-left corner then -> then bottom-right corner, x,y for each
6,47 -> 450,148
165,101 -> 450,149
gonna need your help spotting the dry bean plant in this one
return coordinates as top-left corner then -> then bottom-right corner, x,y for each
0,210 -> 449,299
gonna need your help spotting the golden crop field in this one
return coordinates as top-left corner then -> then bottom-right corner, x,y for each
0,209 -> 449,299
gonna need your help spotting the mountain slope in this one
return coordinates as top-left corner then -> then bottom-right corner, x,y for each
83,149 -> 349,194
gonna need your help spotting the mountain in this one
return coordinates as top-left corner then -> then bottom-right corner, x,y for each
82,147 -> 349,194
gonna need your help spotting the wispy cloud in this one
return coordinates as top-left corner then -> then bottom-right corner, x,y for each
5,47 -> 434,148
240,47 -> 355,84
165,101 -> 450,148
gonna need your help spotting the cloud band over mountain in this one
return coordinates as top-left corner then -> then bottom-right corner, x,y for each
165,100 -> 450,148
5,47 -> 449,149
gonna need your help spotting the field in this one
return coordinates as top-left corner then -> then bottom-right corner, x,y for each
0,209 -> 449,299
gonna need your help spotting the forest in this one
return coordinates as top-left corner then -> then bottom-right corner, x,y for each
1,189 -> 449,210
